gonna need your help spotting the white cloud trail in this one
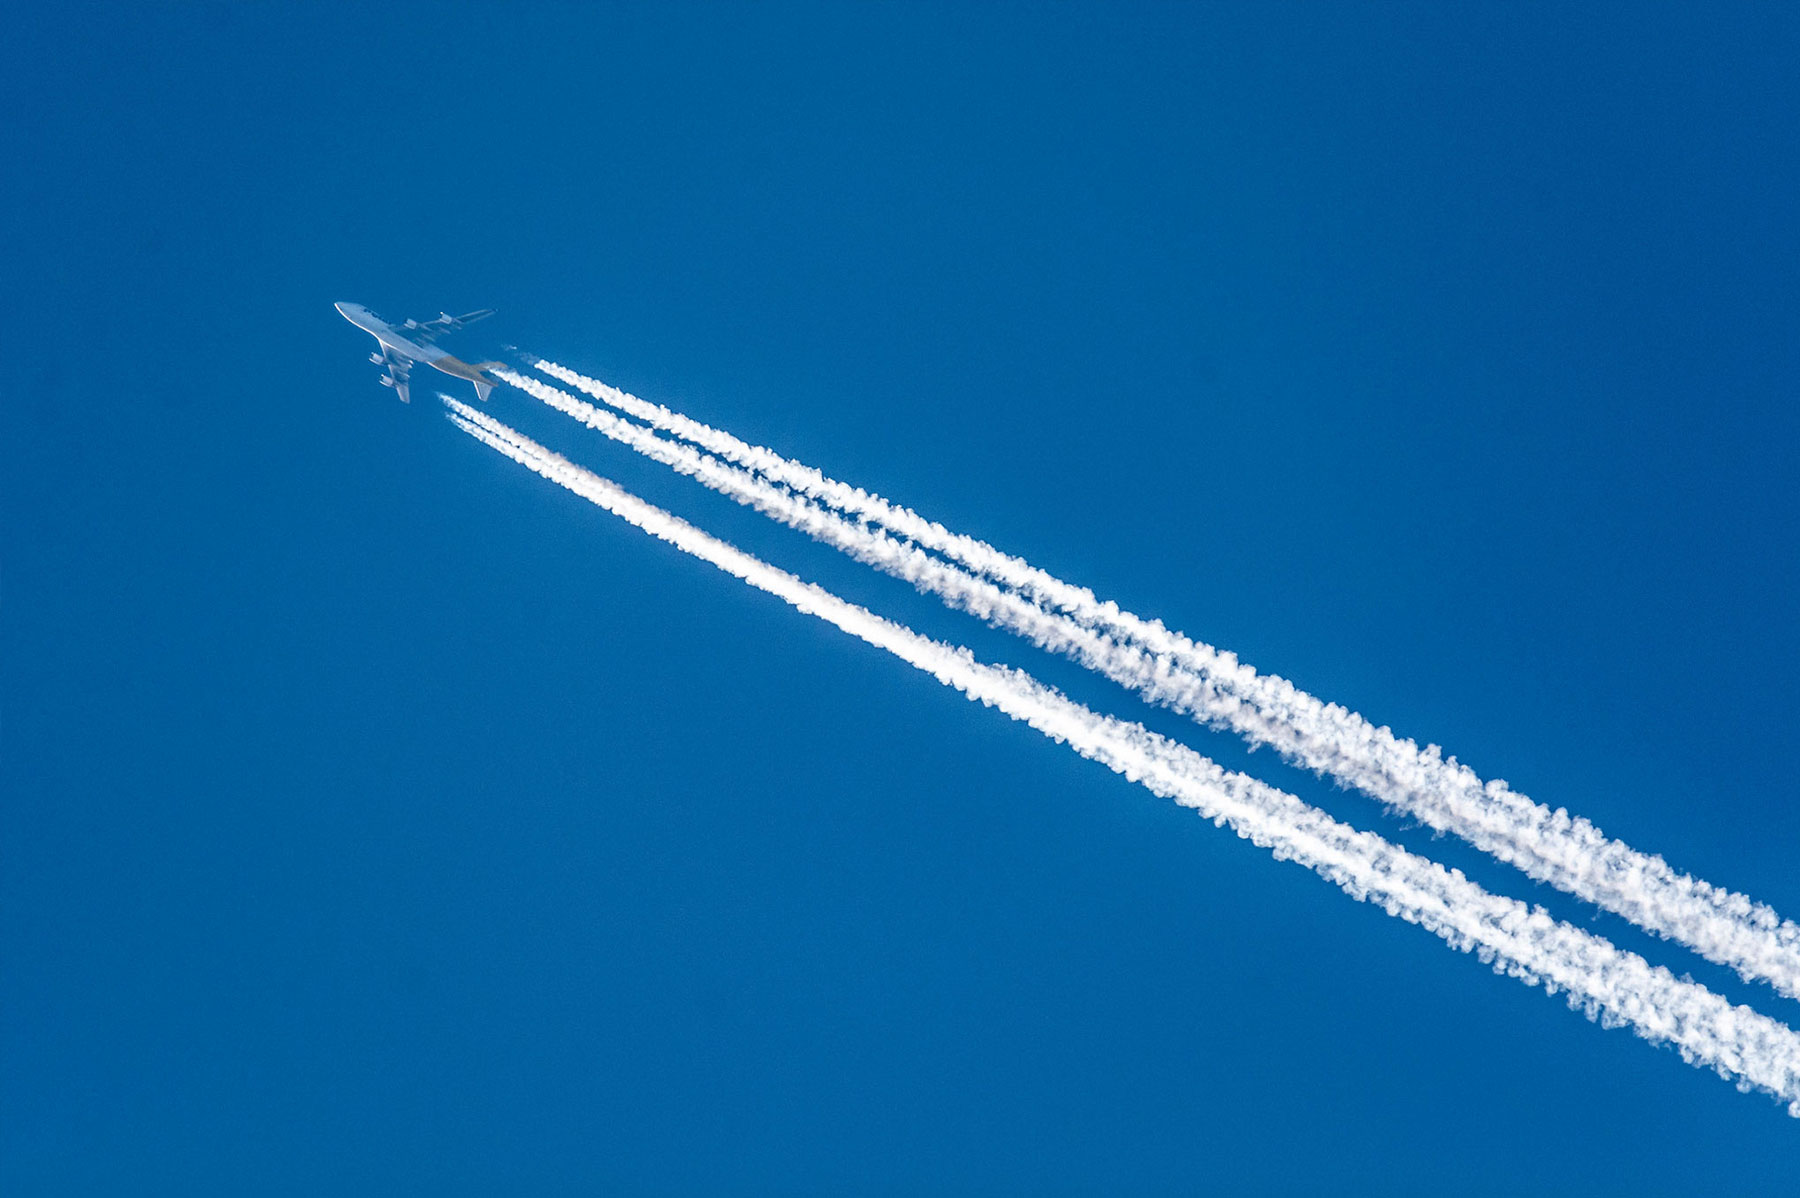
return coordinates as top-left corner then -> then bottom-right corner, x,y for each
444,395 -> 1800,1114
525,360 -> 1800,1004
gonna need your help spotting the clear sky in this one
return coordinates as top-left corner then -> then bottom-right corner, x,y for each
5,2 -> 1799,1191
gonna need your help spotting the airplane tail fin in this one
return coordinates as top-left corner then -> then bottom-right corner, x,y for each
472,362 -> 505,402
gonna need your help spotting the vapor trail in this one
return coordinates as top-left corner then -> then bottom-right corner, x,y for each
526,359 -> 1800,1004
444,395 -> 1800,1114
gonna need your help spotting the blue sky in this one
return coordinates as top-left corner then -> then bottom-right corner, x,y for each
5,2 -> 1798,1191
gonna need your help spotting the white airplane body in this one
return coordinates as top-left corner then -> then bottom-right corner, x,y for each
336,301 -> 501,404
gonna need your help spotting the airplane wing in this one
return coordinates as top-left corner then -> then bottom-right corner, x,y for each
403,308 -> 495,343
378,347 -> 412,403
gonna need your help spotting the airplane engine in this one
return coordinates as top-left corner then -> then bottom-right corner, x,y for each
370,353 -> 385,365
379,376 -> 394,387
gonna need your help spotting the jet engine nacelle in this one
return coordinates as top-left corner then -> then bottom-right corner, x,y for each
370,352 -> 385,365
379,376 -> 394,387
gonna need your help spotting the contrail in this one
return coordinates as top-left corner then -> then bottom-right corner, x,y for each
443,395 -> 1800,1114
525,359 -> 1800,1004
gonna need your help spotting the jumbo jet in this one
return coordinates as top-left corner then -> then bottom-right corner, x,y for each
336,301 -> 502,404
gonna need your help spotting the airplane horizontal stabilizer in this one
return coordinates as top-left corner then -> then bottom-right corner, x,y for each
473,362 -> 504,402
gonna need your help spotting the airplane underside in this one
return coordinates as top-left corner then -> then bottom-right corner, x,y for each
337,302 -> 500,405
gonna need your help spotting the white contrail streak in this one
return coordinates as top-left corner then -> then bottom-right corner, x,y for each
444,395 -> 1800,1114
525,359 -> 1800,1004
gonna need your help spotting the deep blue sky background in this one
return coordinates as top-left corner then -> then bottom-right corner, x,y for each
5,3 -> 1798,1191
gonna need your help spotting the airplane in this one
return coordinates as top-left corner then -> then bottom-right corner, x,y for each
335,301 -> 502,404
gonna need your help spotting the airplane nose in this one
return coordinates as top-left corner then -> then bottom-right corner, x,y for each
334,301 -> 353,317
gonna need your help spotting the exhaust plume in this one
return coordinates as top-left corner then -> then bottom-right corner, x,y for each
444,396 -> 1800,1114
